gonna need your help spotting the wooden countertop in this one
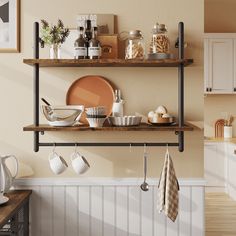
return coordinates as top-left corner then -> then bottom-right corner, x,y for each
0,190 -> 32,228
205,137 -> 236,144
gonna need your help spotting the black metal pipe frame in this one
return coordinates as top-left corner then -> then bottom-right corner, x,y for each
32,22 -> 186,152
178,22 -> 184,152
39,142 -> 179,147
34,22 -> 40,152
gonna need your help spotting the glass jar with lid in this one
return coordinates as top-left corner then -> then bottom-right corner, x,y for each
149,23 -> 170,54
125,30 -> 145,59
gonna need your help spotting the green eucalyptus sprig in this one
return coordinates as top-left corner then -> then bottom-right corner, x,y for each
40,19 -> 70,47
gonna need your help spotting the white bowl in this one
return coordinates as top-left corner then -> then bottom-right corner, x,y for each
42,105 -> 84,127
85,106 -> 107,116
86,117 -> 107,128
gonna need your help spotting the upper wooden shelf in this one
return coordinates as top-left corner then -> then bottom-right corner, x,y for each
23,58 -> 194,67
23,123 -> 194,132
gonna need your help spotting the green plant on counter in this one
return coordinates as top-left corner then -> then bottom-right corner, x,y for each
40,19 -> 70,47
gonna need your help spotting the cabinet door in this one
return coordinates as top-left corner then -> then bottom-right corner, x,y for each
206,38 -> 233,94
204,142 -> 226,187
226,143 -> 236,200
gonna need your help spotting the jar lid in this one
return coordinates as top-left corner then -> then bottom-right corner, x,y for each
129,30 -> 142,38
158,24 -> 167,33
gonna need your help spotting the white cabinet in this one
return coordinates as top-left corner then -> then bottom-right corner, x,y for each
204,142 -> 226,187
205,140 -> 236,199
204,34 -> 236,94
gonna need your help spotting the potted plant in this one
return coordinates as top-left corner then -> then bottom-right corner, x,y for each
40,19 -> 70,59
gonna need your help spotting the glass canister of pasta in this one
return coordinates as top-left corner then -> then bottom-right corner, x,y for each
149,23 -> 170,54
125,30 -> 145,59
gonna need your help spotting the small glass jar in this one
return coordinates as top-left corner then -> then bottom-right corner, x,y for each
149,23 -> 170,54
125,30 -> 145,59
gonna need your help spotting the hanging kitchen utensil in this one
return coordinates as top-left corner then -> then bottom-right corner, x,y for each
140,144 -> 149,192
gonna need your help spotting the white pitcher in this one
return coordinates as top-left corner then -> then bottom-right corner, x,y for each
0,155 -> 18,193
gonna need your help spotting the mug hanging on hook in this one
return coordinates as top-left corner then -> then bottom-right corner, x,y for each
71,143 -> 90,175
48,143 -> 68,175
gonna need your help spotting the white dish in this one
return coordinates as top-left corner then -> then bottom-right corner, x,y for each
48,120 -> 77,127
0,196 -> 9,205
108,116 -> 142,126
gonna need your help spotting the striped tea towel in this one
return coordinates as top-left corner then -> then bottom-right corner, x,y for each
158,148 -> 180,222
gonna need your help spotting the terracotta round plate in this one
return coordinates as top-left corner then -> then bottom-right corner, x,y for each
66,75 -> 115,124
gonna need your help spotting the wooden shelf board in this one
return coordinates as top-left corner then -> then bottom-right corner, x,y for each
23,123 -> 194,132
23,58 -> 193,67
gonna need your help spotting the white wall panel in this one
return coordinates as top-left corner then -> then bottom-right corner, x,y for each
15,178 -> 205,236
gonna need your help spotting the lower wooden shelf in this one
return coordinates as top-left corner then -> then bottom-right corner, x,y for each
23,123 -> 194,132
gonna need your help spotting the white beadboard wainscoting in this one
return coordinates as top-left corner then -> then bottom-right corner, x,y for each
15,178 -> 205,236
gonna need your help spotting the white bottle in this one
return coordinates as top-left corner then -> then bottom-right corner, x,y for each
112,90 -> 124,117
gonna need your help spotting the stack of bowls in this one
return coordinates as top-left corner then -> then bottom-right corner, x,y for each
85,106 -> 107,127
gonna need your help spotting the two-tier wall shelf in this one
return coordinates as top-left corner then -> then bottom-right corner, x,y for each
23,22 -> 194,152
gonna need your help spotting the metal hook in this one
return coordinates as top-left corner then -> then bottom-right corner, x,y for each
129,143 -> 132,153
53,143 -> 56,153
144,143 -> 147,154
74,143 -> 78,152
166,143 -> 169,154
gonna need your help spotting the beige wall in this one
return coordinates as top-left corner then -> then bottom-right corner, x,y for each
205,0 -> 236,33
0,0 -> 204,178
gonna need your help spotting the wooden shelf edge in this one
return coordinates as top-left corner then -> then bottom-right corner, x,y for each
23,58 -> 194,67
23,123 -> 194,132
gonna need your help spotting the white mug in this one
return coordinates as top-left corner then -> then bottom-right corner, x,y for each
71,152 -> 90,175
49,152 -> 68,175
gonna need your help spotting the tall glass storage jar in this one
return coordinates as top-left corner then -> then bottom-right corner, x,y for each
149,23 -> 170,54
125,30 -> 145,59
